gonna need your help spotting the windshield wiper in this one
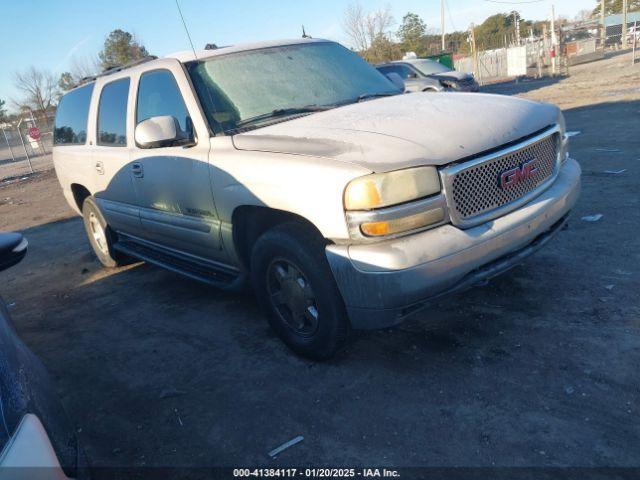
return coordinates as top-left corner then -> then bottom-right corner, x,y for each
356,92 -> 400,102
234,105 -> 331,129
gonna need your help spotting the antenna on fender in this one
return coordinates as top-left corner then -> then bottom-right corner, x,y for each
302,25 -> 312,39
175,0 -> 198,60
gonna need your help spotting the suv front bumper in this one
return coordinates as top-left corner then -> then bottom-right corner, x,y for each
326,158 -> 581,329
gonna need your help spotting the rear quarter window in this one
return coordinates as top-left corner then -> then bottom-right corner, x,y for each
97,78 -> 130,147
54,83 -> 94,145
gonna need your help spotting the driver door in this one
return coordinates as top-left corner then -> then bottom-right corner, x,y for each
129,63 -> 226,262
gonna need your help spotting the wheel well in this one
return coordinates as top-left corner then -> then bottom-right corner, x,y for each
232,206 -> 324,270
70,184 -> 91,211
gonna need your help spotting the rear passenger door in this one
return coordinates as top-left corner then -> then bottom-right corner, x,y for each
92,76 -> 140,233
129,66 -> 225,262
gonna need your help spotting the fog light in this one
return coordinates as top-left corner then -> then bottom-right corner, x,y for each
360,208 -> 445,237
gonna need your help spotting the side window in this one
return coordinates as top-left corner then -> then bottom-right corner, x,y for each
97,78 -> 130,147
396,65 -> 415,79
379,65 -> 410,79
136,70 -> 190,133
54,83 -> 94,145
404,65 -> 419,78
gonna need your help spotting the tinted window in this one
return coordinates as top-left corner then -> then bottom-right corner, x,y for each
54,83 -> 94,145
137,70 -> 190,132
97,78 -> 130,146
378,64 -> 414,79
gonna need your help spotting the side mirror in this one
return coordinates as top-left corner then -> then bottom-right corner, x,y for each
135,116 -> 194,149
0,233 -> 27,272
407,72 -> 419,79
385,72 -> 406,92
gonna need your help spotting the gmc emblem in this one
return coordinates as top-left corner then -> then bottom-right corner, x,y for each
499,158 -> 539,189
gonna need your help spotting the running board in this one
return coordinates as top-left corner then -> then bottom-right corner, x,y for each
114,236 -> 244,290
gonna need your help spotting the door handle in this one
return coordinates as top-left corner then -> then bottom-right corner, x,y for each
131,162 -> 144,178
95,161 -> 104,175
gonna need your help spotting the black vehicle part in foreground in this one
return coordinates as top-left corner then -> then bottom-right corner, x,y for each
0,232 -> 85,478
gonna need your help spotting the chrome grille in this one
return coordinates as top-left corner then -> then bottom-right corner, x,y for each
445,130 -> 560,226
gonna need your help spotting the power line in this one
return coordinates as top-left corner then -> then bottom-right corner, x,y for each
444,0 -> 457,32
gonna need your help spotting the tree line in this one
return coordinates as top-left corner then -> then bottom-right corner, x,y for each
592,0 -> 640,15
343,4 -> 552,64
1,29 -> 149,124
342,0 -> 637,64
1,0 -> 627,123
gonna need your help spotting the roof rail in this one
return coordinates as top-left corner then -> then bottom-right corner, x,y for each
72,55 -> 158,89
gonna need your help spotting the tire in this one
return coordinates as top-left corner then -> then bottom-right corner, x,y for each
250,222 -> 351,360
81,196 -> 126,268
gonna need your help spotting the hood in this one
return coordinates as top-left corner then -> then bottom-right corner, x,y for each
429,70 -> 473,81
233,93 -> 560,173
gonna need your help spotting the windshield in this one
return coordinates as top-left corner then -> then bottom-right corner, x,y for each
410,59 -> 453,75
188,41 -> 400,133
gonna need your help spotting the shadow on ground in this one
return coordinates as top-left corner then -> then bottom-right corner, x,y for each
481,77 -> 563,96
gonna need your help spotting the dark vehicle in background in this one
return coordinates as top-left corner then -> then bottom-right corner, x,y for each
376,58 -> 479,93
0,233 -> 82,479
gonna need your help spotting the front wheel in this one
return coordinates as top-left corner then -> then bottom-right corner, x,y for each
251,223 -> 351,360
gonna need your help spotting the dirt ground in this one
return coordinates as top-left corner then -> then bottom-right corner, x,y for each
0,52 -> 639,473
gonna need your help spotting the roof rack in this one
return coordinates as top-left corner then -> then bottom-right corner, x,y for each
72,55 -> 158,89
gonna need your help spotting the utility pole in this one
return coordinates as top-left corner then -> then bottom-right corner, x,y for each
601,0 -> 606,48
470,23 -> 480,84
514,11 -> 521,46
633,20 -> 638,64
622,0 -> 628,48
441,0 -> 446,52
550,5 -> 557,76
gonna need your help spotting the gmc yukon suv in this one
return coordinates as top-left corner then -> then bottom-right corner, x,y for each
53,39 -> 581,359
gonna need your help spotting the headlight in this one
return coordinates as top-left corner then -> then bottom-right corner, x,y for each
344,166 -> 446,240
344,166 -> 441,210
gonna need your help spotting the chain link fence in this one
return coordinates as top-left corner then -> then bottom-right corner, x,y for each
454,38 -> 564,85
453,12 -> 640,85
0,112 -> 54,181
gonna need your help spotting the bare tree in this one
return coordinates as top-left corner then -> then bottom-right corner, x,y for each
343,3 -> 396,61
575,9 -> 593,21
344,3 -> 370,52
70,54 -> 100,80
12,67 -> 58,113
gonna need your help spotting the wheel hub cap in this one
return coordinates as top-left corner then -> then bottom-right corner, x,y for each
88,212 -> 108,255
267,259 -> 319,336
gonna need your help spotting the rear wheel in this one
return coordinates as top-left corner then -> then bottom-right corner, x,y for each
82,196 -> 127,268
251,222 -> 351,360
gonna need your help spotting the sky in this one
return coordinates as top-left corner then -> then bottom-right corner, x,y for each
0,0 -> 591,109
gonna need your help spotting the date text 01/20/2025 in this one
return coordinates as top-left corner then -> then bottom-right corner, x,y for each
232,468 -> 401,477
